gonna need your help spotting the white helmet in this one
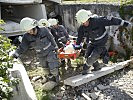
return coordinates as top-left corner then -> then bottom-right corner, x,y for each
48,18 -> 58,26
38,19 -> 50,28
76,9 -> 92,24
20,17 -> 37,31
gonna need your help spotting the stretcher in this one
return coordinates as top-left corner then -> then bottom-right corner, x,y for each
58,51 -> 80,60
57,41 -> 80,60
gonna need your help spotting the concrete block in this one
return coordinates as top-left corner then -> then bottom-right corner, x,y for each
114,60 -> 131,71
9,60 -> 37,100
64,60 -> 132,87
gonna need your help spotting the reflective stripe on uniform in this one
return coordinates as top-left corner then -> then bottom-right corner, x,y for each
94,27 -> 108,41
43,42 -> 51,50
120,20 -> 125,26
36,49 -> 41,52
58,36 -> 66,41
84,60 -> 90,67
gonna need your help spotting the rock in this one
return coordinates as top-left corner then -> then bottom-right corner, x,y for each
34,62 -> 40,65
81,93 -> 91,100
98,94 -> 104,100
91,81 -> 96,86
50,94 -> 57,100
85,92 -> 91,97
118,82 -> 124,86
80,97 -> 86,100
128,90 -> 133,94
60,86 -> 66,91
114,80 -> 118,83
25,61 -> 31,64
42,81 -> 57,91
62,95 -> 68,100
56,92 -> 63,100
32,76 -> 42,81
94,87 -> 98,91
97,84 -> 110,90
41,77 -> 47,84
129,61 -> 133,68
90,92 -> 100,99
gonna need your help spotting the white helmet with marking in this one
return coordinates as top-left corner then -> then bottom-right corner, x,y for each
76,9 -> 92,24
38,19 -> 50,28
48,18 -> 58,26
20,17 -> 37,31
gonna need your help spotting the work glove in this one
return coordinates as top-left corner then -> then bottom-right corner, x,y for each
72,44 -> 82,50
123,21 -> 132,29
12,52 -> 19,59
58,42 -> 65,48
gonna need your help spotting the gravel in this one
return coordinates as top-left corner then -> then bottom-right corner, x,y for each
20,50 -> 133,100
60,67 -> 133,100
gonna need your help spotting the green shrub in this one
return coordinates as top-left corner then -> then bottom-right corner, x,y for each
0,20 -> 19,100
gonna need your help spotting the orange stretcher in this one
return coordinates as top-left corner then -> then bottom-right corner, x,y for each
58,47 -> 80,60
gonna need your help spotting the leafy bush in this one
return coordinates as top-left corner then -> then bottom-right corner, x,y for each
0,20 -> 19,100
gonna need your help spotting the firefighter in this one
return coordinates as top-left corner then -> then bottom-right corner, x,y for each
38,18 -> 51,28
48,18 -> 70,66
12,17 -> 60,89
74,9 -> 132,75
38,18 -> 58,42
48,18 -> 70,48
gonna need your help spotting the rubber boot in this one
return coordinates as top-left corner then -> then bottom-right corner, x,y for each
60,59 -> 66,67
82,64 -> 91,75
92,61 -> 101,71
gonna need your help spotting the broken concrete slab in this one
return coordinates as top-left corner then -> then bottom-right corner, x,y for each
64,59 -> 132,87
9,59 -> 37,100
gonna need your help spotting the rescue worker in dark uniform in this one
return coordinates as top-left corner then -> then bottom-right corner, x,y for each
48,18 -> 69,48
38,18 -> 51,28
48,18 -> 70,66
38,18 -> 58,42
12,17 -> 59,89
74,9 -> 132,75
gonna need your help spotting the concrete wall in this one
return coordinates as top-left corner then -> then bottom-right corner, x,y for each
55,3 -> 133,57
56,3 -> 133,32
13,4 -> 47,20
0,4 -> 1,19
9,59 -> 37,100
0,0 -> 42,4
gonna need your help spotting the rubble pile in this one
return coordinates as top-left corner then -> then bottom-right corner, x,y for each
56,67 -> 133,100
21,50 -> 133,100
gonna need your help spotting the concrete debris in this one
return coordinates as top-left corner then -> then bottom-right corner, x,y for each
64,59 -> 132,86
97,84 -> 110,90
32,76 -> 42,81
41,77 -> 47,84
90,91 -> 100,99
42,81 -> 57,91
81,93 -> 91,100
79,97 -> 86,100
